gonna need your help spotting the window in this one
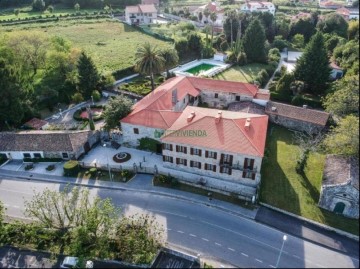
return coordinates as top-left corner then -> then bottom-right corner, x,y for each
205,163 -> 216,172
205,151 -> 217,159
62,152 -> 69,159
33,153 -> 41,158
23,153 -> 31,158
176,145 -> 187,154
214,93 -> 218,98
244,158 -> 255,170
236,96 -> 240,101
223,154 -> 231,163
163,143 -> 172,151
190,161 -> 201,169
243,171 -> 256,180
133,128 -> 139,134
191,148 -> 202,156
176,158 -> 187,166
163,155 -> 173,163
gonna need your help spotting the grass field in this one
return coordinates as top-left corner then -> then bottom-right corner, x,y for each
260,124 -> 359,235
0,19 -> 172,73
214,64 -> 269,83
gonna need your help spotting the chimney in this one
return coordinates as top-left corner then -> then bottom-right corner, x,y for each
187,111 -> 196,122
215,111 -> 222,124
303,105 -> 307,109
245,118 -> 251,130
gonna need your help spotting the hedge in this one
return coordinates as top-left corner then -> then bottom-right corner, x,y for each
270,91 -> 292,103
112,66 -> 136,80
23,157 -> 63,162
63,160 -> 79,176
291,95 -> 323,109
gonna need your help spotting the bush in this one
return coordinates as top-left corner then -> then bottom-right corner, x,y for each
138,137 -> 161,152
112,66 -> 135,80
91,90 -> 101,102
89,167 -> 97,176
25,164 -> 34,171
89,120 -> 95,130
23,157 -> 62,162
237,52 -> 247,66
63,160 -> 79,176
72,92 -> 84,104
46,165 -> 55,171
271,91 -> 292,102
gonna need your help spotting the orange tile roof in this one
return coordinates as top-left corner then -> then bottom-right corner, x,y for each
24,118 -> 48,130
161,106 -> 269,157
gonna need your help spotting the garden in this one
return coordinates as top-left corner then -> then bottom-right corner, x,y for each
260,124 -> 359,235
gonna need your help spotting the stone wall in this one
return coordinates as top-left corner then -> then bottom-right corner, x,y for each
318,183 -> 359,219
122,123 -> 164,146
200,90 -> 253,109
267,114 -> 324,134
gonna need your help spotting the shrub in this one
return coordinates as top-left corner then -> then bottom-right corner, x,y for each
23,157 -> 62,162
25,164 -> 34,171
237,52 -> 247,66
46,165 -> 55,171
89,120 -> 95,130
72,92 -> 84,103
63,160 -> 79,176
89,167 -> 97,176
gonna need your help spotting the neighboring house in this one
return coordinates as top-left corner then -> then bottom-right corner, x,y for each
291,12 -> 312,22
161,106 -> 268,187
265,101 -> 330,133
120,76 -> 270,147
141,0 -> 159,8
240,1 -> 276,15
336,7 -> 359,20
330,62 -> 344,80
23,118 -> 49,130
319,0 -> 344,9
0,130 -> 99,160
318,155 -> 359,219
125,4 -> 157,25
194,1 -> 225,26
286,51 -> 303,63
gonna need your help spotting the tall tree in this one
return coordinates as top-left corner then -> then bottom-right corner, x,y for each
223,10 -> 239,43
294,32 -> 331,94
243,18 -> 267,63
160,48 -> 179,78
290,18 -> 316,43
77,51 -> 100,100
198,11 -> 203,23
103,95 -> 133,131
210,12 -> 218,41
203,7 -> 210,24
134,43 -> 164,91
317,13 -> 348,38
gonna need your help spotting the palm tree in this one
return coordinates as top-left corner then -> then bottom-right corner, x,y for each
210,12 -> 218,42
134,43 -> 165,91
160,48 -> 179,78
227,9 -> 238,46
203,8 -> 210,24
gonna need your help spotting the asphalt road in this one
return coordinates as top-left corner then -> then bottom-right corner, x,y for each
0,178 -> 358,268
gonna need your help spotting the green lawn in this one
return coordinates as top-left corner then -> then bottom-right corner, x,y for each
0,19 -> 172,74
260,124 -> 359,235
214,64 -> 270,83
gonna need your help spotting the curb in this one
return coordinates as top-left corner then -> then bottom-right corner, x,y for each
259,202 -> 359,241
2,171 -> 255,221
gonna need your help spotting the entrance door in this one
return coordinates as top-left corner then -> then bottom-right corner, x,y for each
333,202 -> 345,214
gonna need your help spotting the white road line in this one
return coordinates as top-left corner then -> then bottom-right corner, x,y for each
177,230 -> 184,234
202,238 -> 209,242
0,187 -> 31,195
215,242 -> 222,246
292,254 -> 300,259
189,234 -> 197,237
255,259 -> 263,263
228,247 -> 235,252
167,228 -> 172,231
269,265 -> 275,268
241,253 -> 248,257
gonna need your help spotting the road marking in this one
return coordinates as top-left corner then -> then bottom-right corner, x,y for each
241,253 -> 248,257
167,228 -> 172,231
215,242 -> 222,246
177,230 -> 184,234
292,254 -> 300,259
189,234 -> 197,237
269,265 -> 275,268
228,247 -> 235,252
255,259 -> 263,263
0,187 -> 31,195
202,238 -> 209,242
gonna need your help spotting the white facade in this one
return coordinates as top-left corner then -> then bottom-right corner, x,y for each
121,122 -> 165,146
200,90 -> 253,109
125,5 -> 157,25
240,2 -> 276,15
162,142 -> 262,187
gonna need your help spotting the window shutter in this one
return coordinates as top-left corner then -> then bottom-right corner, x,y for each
242,171 -> 246,178
251,172 -> 256,180
244,158 -> 248,169
205,163 -> 208,170
220,166 -> 224,173
205,151 -> 209,158
162,144 -> 165,150
190,161 -> 193,167
190,148 -> 194,155
170,144 -> 173,151
171,157 -> 173,163
199,149 -> 202,157
228,168 -> 232,175
214,152 -> 217,159
176,145 -> 179,152
184,159 -> 187,166
213,165 -> 216,172
184,147 -> 187,154
198,163 -> 201,169
229,155 -> 233,165
163,155 -> 165,162
220,154 -> 224,164
250,159 -> 255,170
176,158 -> 179,164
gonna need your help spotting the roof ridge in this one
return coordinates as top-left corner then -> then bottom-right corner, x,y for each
231,118 -> 262,156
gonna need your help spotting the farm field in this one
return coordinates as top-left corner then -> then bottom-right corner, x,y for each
0,19 -> 172,74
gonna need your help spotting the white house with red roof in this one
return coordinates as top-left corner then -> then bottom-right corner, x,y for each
336,7 -> 359,20
240,1 -> 276,15
161,107 -> 268,185
194,1 -> 225,26
125,4 -> 157,25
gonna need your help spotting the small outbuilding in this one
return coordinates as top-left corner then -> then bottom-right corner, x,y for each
318,155 -> 359,219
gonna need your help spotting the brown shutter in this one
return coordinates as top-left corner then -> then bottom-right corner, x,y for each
184,147 -> 187,154
199,149 -> 202,157
170,144 -> 173,151
250,159 -> 255,170
170,157 -> 173,163
184,159 -> 187,166
220,154 -> 224,164
205,151 -> 209,158
205,163 -> 208,170
251,172 -> 256,180
244,158 -> 248,169
228,168 -> 232,175
220,166 -> 224,173
229,155 -> 233,165
176,145 -> 179,152
198,163 -> 201,169
176,158 -> 179,164
242,171 -> 246,178
190,148 -> 194,155
214,152 -> 217,159
190,160 -> 193,167
163,155 -> 165,162
213,165 -> 216,172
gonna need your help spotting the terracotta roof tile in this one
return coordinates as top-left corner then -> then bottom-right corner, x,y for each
161,106 -> 268,157
24,118 -> 48,130
265,101 -> 329,126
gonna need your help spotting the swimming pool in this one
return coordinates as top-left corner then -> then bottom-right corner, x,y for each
184,63 -> 217,75
169,59 -> 230,77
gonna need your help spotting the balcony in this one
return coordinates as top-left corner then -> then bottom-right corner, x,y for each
220,163 -> 257,172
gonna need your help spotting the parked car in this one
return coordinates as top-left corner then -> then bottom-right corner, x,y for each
60,256 -> 79,268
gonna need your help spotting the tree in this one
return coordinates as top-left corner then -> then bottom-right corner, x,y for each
323,115 -> 359,157
198,11 -> 203,23
317,13 -> 348,38
32,0 -> 45,11
347,20 -> 359,41
0,201 -> 4,227
103,95 -> 133,131
292,34 -> 304,49
290,18 -> 316,43
134,43 -> 164,91
203,7 -> 210,24
333,40 -> 359,70
187,33 -> 203,58
74,2 -> 80,11
223,10 -> 239,43
77,51 -> 100,100
14,9 -> 20,17
47,5 -> 54,13
243,18 -> 267,63
276,18 -> 290,39
323,75 -> 359,117
210,12 -> 218,41
160,48 -> 179,78
294,32 -> 331,94
324,34 -> 345,55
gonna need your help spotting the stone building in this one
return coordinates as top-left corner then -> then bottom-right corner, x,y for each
125,4 -> 157,25
0,130 -> 99,160
265,101 -> 329,134
318,155 -> 359,219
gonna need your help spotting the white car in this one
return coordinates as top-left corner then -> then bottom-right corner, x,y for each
60,256 -> 79,268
